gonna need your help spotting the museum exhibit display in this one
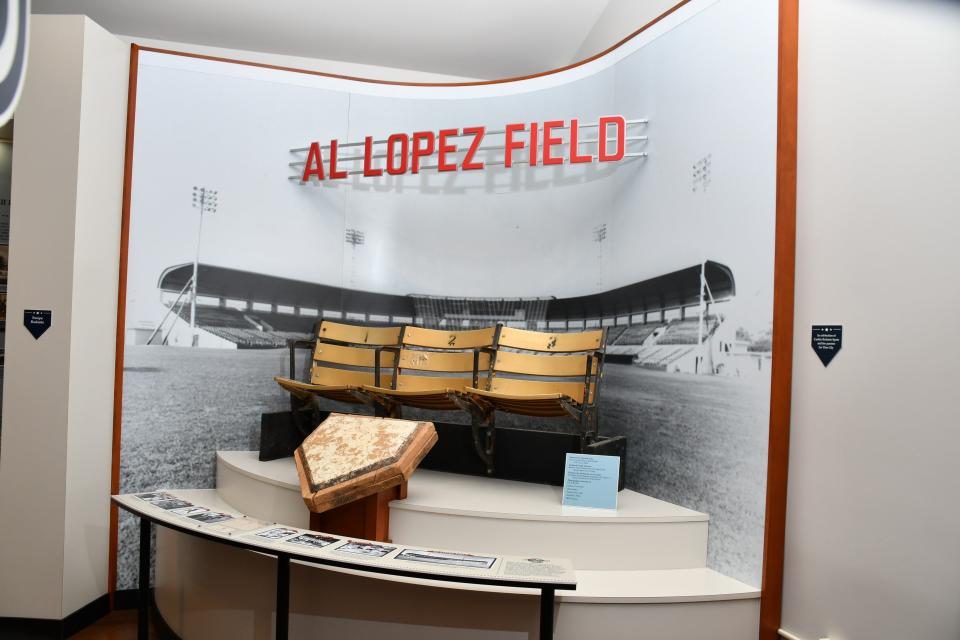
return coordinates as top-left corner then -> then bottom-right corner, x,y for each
0,0 -> 833,636
107,0 -> 784,635
11,0 -> 960,638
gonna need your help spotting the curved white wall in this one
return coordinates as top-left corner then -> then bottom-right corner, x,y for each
116,0 -> 779,592
0,15 -> 128,619
126,0 -> 777,329
783,1 -> 960,639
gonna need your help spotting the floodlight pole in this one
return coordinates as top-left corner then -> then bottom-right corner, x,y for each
191,186 -> 218,347
698,261 -> 706,347
593,224 -> 607,290
190,215 -> 202,346
345,228 -> 365,289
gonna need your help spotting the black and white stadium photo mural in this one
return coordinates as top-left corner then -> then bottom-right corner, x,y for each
116,1 -> 777,592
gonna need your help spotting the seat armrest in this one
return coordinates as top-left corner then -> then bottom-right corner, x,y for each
584,351 -> 606,409
288,339 -> 317,379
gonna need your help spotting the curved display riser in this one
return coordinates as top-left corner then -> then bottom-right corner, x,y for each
217,452 -> 709,571
156,529 -> 759,640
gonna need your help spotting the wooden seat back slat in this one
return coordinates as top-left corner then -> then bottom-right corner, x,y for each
311,368 -> 393,388
402,326 -> 497,349
316,343 -> 396,368
492,351 -> 596,377
496,327 -> 603,353
395,374 -> 488,393
398,350 -> 491,373
316,321 -> 402,347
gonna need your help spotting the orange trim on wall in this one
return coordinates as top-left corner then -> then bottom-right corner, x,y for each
133,1 -> 693,88
760,0 -> 799,638
108,43 -> 140,607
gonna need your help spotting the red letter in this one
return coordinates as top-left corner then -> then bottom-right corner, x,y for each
542,120 -> 564,165
386,133 -> 409,175
301,142 -> 325,182
529,122 -> 539,166
362,136 -> 383,177
329,139 -> 348,179
437,129 -> 458,172
569,118 -> 592,164
504,123 -> 525,168
461,126 -> 485,171
598,115 -> 626,161
411,131 -> 436,174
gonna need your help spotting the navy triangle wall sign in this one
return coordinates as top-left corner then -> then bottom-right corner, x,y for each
811,325 -> 842,367
24,309 -> 52,340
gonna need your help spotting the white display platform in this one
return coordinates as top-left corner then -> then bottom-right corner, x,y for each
217,451 -> 310,528
196,453 -> 763,638
389,468 -> 709,571
214,451 -> 759,603
154,488 -> 760,640
217,450 -> 710,571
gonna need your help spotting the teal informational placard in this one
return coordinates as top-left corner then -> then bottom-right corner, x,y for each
561,453 -> 620,510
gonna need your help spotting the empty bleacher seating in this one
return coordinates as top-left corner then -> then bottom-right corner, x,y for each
255,312 -> 316,334
656,316 -> 720,345
170,305 -> 315,349
204,326 -> 288,348
634,345 -> 695,370
188,306 -> 251,329
614,323 -> 663,346
604,325 -> 628,343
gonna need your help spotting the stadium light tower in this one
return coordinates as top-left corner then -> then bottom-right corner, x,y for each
345,228 -> 365,288
190,186 -> 218,347
593,223 -> 607,290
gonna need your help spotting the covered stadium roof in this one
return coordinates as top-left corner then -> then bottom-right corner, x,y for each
545,261 -> 735,320
157,260 -> 735,319
157,263 -> 416,317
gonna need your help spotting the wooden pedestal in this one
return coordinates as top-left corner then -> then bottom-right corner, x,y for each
308,481 -> 407,542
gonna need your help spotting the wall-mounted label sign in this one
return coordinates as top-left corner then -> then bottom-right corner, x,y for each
24,309 -> 52,340
562,453 -> 619,510
292,115 -> 638,182
811,325 -> 842,367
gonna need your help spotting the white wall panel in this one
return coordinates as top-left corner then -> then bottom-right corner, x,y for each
0,15 -> 85,620
783,1 -> 960,639
0,14 -> 128,619
61,17 -> 129,616
118,0 -> 778,591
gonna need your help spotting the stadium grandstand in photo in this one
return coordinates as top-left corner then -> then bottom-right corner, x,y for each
127,259 -> 768,376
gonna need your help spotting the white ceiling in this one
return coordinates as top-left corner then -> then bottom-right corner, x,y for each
31,0 -> 674,79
